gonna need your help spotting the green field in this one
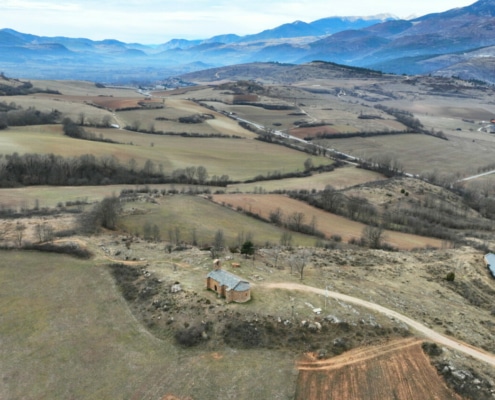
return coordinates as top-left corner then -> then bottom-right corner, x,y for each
0,124 -> 330,181
5,93 -> 117,125
0,165 -> 382,210
0,184 -> 218,209
31,80 -> 143,97
121,195 -> 318,247
0,250 -> 297,400
228,165 -> 385,192
318,132 -> 495,178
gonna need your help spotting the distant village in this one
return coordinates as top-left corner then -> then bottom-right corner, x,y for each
481,118 -> 495,133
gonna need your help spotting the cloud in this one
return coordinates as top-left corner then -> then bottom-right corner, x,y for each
3,0 -> 79,11
0,0 -> 476,43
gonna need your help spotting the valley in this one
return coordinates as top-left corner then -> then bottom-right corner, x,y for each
1,59 -> 495,400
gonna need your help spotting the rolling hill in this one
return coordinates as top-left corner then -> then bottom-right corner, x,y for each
1,1 -> 495,83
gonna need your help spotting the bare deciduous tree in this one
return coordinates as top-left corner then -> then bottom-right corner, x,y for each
78,112 -> 85,126
361,225 -> 384,249
191,227 -> 198,247
196,166 -> 208,184
280,231 -> 292,248
269,207 -> 283,224
211,229 -> 225,258
287,212 -> 304,231
152,224 -> 161,242
79,196 -> 121,233
321,185 -> 344,213
98,196 -> 121,230
35,222 -> 54,243
15,222 -> 26,247
101,115 -> 111,127
289,250 -> 312,280
143,221 -> 152,240
185,166 -> 197,183
304,157 -> 314,172
174,226 -> 181,245
142,159 -> 155,175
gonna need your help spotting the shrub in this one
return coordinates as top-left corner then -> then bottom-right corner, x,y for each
174,325 -> 206,347
23,242 -> 93,259
422,342 -> 443,357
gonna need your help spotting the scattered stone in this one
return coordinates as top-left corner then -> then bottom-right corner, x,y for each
171,282 -> 182,293
325,315 -> 341,323
308,323 -> 318,331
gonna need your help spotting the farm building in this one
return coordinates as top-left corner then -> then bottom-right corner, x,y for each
484,253 -> 495,278
206,269 -> 251,303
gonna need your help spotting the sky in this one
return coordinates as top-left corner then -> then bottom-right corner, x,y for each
1,0 -> 477,44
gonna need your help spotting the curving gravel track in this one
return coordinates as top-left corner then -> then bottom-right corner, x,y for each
265,282 -> 495,367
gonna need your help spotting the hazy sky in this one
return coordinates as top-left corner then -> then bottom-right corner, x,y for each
2,0 -> 477,44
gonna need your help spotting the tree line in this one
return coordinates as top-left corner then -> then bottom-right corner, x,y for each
0,79 -> 60,96
0,105 -> 61,130
62,118 -> 120,144
286,184 -> 493,245
0,153 -> 164,187
374,104 -> 447,140
0,152 -> 231,188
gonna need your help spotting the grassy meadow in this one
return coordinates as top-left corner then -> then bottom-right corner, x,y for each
121,195 -> 318,247
227,165 -> 385,192
115,98 -> 259,138
0,124 -> 330,181
0,250 -> 297,400
318,132 -> 495,178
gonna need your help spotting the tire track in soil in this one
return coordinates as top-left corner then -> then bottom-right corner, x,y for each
298,337 -> 422,371
295,339 -> 462,400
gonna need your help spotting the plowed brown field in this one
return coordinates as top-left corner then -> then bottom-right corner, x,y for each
90,97 -> 143,110
295,338 -> 461,400
211,194 -> 444,249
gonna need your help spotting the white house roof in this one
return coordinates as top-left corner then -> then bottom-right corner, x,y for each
485,253 -> 495,277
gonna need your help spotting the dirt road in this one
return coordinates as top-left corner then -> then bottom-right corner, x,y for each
265,282 -> 495,367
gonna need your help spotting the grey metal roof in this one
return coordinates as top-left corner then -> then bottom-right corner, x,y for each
485,253 -> 495,277
207,269 -> 250,292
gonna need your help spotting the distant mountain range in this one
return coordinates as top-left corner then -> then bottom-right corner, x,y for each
1,0 -> 495,84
